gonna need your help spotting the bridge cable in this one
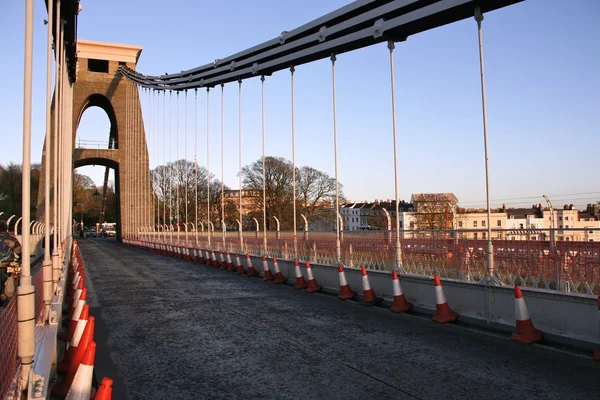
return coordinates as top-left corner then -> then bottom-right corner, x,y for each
185,90 -> 189,248
331,54 -> 341,265
152,89 -> 156,235
388,41 -> 404,273
169,90 -> 173,245
261,75 -> 267,254
163,89 -> 167,245
221,84 -> 226,251
206,87 -> 212,250
194,88 -> 199,247
290,66 -> 297,260
176,91 -> 180,241
156,89 -> 161,238
238,80 -> 243,253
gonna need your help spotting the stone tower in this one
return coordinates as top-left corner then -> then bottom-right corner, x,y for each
37,40 -> 154,241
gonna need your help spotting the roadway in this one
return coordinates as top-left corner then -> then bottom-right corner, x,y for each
79,239 -> 599,400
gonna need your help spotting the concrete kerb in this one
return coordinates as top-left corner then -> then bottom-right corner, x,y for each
242,254 -> 598,352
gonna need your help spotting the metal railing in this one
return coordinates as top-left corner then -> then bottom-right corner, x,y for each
141,228 -> 600,295
75,139 -> 118,149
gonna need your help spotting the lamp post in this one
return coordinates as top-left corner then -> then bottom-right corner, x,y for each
92,189 -> 100,234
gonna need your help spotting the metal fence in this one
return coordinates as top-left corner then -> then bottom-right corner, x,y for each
146,228 -> 600,295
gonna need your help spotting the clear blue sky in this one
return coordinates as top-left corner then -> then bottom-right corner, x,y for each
1,0 -> 599,210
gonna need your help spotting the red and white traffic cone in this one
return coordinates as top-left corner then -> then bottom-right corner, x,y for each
65,279 -> 84,317
304,261 -> 322,293
272,257 -> 287,284
64,342 -> 96,400
52,316 -> 95,398
246,253 -> 258,277
205,250 -> 213,266
337,264 -> 356,300
211,250 -> 219,268
432,276 -> 458,323
58,305 -> 90,373
95,377 -> 113,400
198,248 -> 206,264
236,253 -> 246,275
219,250 -> 228,270
360,267 -> 381,305
59,289 -> 87,342
390,270 -> 412,313
594,296 -> 599,362
262,256 -> 274,281
226,251 -> 236,272
293,260 -> 307,290
511,286 -> 543,344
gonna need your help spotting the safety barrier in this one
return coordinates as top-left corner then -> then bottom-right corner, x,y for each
139,232 -> 600,295
125,236 -> 600,360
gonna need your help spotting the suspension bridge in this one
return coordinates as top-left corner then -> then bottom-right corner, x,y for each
2,0 -> 599,399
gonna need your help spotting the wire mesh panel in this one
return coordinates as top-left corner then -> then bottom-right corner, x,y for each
0,296 -> 18,400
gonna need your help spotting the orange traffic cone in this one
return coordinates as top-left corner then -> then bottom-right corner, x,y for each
95,377 -> 113,400
197,248 -> 206,264
58,305 -> 90,373
432,276 -> 458,323
52,316 -> 95,398
390,270 -> 412,313
226,251 -> 236,272
219,250 -> 228,270
272,257 -> 287,284
211,250 -> 220,268
59,289 -> 87,342
293,260 -> 307,290
262,256 -> 274,281
64,342 -> 96,400
205,249 -> 213,266
304,261 -> 322,293
337,265 -> 356,300
511,286 -> 543,344
235,253 -> 246,275
360,267 -> 381,305
246,253 -> 259,277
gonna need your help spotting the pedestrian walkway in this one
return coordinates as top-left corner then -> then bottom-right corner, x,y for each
80,239 -> 599,400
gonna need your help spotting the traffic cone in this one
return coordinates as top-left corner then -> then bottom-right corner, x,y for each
304,261 -> 322,293
52,317 -> 95,398
337,265 -> 356,300
184,246 -> 192,261
57,305 -> 89,373
272,257 -> 287,284
432,276 -> 458,323
390,270 -> 412,313
293,260 -> 307,290
59,289 -> 87,342
594,296 -> 599,362
236,253 -> 246,275
65,279 -> 84,314
211,250 -> 220,268
511,286 -> 542,344
197,248 -> 206,264
226,251 -> 236,272
246,253 -> 258,277
360,267 -> 381,305
64,342 -> 96,400
219,250 -> 228,269
206,250 -> 213,266
95,377 -> 113,400
262,256 -> 274,281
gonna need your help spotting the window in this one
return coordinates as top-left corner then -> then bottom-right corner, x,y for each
87,58 -> 109,73
559,216 -> 562,221
409,221 -> 415,229
519,223 -> 524,229
589,230 -> 593,234
482,220 -> 486,227
458,221 -> 463,228
565,216 -> 569,221
400,221 -> 403,228
473,221 -> 478,227
565,225 -> 569,229
482,232 -> 486,239
497,220 -> 501,227
474,233 -> 478,239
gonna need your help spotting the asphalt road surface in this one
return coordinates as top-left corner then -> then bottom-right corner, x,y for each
79,239 -> 599,400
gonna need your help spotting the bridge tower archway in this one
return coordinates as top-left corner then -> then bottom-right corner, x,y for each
37,40 -> 153,242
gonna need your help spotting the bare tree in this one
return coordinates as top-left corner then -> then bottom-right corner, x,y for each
412,193 -> 457,230
296,166 -> 341,221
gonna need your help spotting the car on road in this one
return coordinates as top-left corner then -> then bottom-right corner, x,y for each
103,227 -> 116,237
86,227 -> 97,238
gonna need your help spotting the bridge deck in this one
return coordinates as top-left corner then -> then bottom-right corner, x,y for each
80,240 -> 599,400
